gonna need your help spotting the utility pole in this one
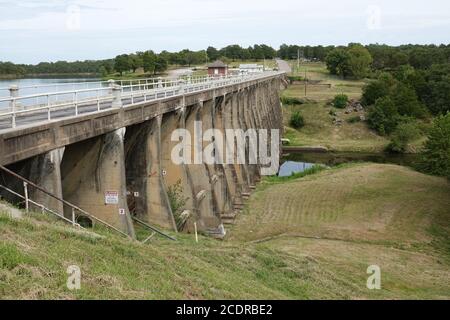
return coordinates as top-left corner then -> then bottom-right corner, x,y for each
304,68 -> 307,97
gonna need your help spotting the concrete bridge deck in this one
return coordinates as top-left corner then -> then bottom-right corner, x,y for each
0,71 -> 286,239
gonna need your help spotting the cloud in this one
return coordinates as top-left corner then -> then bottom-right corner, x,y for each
0,0 -> 449,63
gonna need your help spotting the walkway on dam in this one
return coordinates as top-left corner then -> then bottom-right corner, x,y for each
0,72 -> 282,132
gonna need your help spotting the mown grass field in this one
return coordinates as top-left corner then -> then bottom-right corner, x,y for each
229,163 -> 450,299
1,163 -> 449,299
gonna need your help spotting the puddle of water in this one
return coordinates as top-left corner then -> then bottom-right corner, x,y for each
278,161 -> 316,177
278,151 -> 419,177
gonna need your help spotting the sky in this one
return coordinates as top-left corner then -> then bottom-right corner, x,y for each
0,0 -> 449,64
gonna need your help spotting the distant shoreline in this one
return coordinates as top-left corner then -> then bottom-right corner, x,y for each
0,73 -> 99,80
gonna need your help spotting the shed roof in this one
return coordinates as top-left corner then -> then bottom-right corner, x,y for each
208,60 -> 227,68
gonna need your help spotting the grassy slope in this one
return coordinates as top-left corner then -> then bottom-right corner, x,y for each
282,62 -> 426,152
1,164 -> 449,299
229,163 -> 450,299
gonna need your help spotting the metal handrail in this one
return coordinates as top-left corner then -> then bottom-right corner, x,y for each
0,165 -> 131,238
0,71 -> 283,130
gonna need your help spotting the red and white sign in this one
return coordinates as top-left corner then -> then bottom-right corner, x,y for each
105,191 -> 119,204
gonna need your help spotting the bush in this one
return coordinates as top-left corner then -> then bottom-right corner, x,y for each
367,96 -> 400,135
391,84 -> 428,119
417,113 -> 450,179
289,111 -> 305,129
287,76 -> 303,82
347,116 -> 361,124
386,121 -> 421,153
281,96 -> 304,105
333,94 -> 348,109
167,180 -> 189,230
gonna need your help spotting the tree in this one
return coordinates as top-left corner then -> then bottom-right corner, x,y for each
417,113 -> 450,179
154,55 -> 168,74
347,44 -> 373,79
142,51 -> 157,73
367,96 -> 400,135
98,66 -> 108,77
114,54 -> 130,75
325,48 -> 351,77
386,121 -> 420,153
391,84 -> 427,118
361,78 -> 392,106
206,46 -> 220,61
128,54 -> 143,73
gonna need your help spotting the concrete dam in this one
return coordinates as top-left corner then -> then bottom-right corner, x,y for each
0,72 -> 285,238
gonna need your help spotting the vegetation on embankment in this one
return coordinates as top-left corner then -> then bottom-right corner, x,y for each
229,163 -> 450,299
281,61 -> 428,153
1,163 -> 449,299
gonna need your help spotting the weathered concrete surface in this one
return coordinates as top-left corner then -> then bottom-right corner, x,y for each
61,129 -> 136,238
124,117 -> 176,230
160,110 -> 196,230
0,149 -> 64,215
202,98 -> 233,219
1,73 -> 285,235
28,148 -> 65,214
0,73 -> 284,167
184,104 -> 221,232
212,95 -> 238,209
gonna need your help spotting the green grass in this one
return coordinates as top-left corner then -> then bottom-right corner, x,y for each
281,61 -> 429,153
0,207 -> 370,299
281,62 -> 390,152
264,165 -> 326,184
228,163 -> 450,299
1,164 -> 449,299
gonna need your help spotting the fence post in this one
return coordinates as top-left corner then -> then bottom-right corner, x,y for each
111,84 -> 123,108
179,79 -> 186,95
23,182 -> 29,213
9,85 -> 18,128
71,208 -> 76,226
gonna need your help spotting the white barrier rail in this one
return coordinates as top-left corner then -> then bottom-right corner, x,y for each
0,72 -> 282,130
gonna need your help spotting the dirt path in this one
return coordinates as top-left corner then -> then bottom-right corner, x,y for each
276,59 -> 292,73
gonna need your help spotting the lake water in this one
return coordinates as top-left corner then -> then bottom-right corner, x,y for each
0,77 -> 103,111
0,77 -> 102,96
278,151 -> 420,177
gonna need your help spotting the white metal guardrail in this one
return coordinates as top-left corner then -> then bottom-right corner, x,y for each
0,72 -> 283,130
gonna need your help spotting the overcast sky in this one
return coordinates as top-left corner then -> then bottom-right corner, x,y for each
1,0 -> 449,64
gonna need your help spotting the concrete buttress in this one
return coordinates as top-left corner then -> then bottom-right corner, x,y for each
61,128 -> 136,238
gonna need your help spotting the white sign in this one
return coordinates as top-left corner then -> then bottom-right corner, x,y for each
119,208 -> 126,215
105,191 -> 119,204
134,192 -> 140,197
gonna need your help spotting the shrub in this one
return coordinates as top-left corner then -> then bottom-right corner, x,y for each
281,96 -> 304,105
287,76 -> 303,82
347,116 -> 361,124
289,111 -> 304,129
386,121 -> 421,153
333,94 -> 348,109
417,113 -> 450,179
391,84 -> 428,119
367,96 -> 400,135
167,180 -> 189,230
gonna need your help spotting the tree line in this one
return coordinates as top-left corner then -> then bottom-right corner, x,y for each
1,43 -> 449,78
